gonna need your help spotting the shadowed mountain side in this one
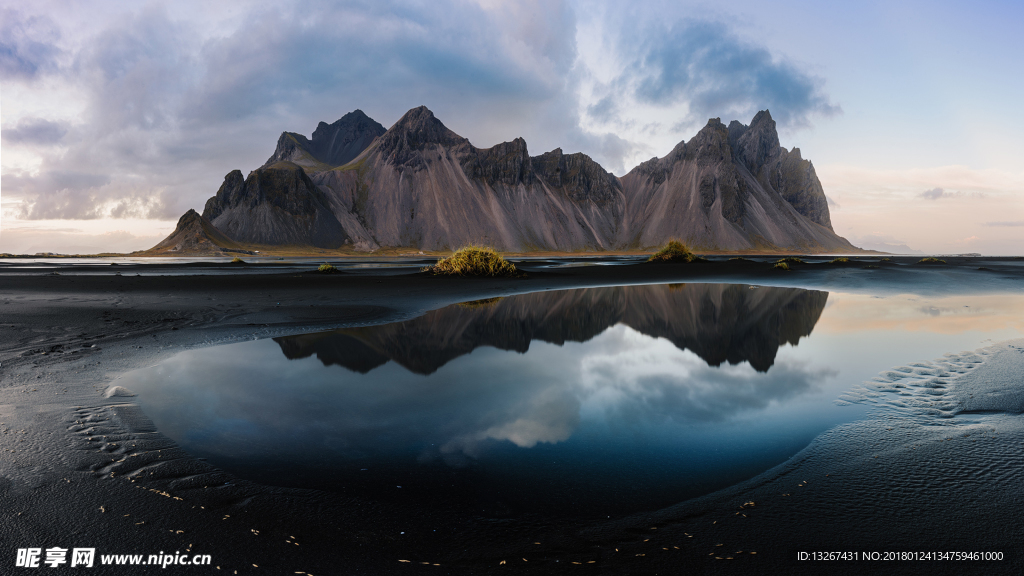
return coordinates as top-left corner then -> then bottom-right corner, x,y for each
274,284 -> 828,374
263,110 -> 387,171
202,162 -> 350,248
146,209 -> 249,255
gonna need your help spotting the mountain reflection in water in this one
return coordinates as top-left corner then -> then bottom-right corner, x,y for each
125,283 -> 846,516
275,283 -> 828,374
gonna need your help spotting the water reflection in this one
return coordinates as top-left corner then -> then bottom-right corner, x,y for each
124,284 -> 843,516
276,283 -> 828,373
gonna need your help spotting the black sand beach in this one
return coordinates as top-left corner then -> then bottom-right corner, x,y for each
1,256 -> 1023,575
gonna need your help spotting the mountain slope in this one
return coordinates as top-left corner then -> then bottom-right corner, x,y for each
618,111 -> 853,252
310,106 -> 625,251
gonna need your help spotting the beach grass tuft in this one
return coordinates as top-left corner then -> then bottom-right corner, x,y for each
917,257 -> 946,264
648,240 -> 707,263
829,257 -> 851,264
317,263 -> 340,273
773,261 -> 791,271
425,246 -> 520,277
775,257 -> 805,265
457,297 -> 504,309
230,257 -> 246,264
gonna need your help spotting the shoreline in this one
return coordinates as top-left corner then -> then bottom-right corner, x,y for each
2,260 -> 1023,574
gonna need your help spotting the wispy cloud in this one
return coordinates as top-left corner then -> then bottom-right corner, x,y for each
984,221 -> 1024,227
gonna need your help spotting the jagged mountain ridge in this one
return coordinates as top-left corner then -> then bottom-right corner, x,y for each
156,105 -> 858,253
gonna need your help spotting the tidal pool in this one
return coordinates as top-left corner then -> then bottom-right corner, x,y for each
119,283 -> 1024,519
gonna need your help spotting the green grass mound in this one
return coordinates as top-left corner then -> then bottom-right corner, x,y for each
230,257 -> 246,264
316,263 -> 340,273
829,257 -> 851,264
648,240 -> 707,263
425,246 -> 519,277
775,257 -> 805,265
773,261 -> 790,271
917,257 -> 946,264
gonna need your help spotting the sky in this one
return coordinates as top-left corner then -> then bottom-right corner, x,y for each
1,0 -> 1022,255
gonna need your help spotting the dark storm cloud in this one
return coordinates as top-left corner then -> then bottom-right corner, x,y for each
1,117 -> 68,145
0,9 -> 63,80
594,19 -> 839,132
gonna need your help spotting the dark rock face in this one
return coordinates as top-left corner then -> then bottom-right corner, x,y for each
531,148 -> 622,204
274,284 -> 828,375
460,138 -> 534,186
202,162 -> 349,248
729,110 -> 832,229
264,110 -> 386,169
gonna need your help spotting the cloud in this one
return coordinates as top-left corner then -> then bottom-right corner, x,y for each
919,187 -> 985,201
0,8 -> 63,80
580,17 -> 839,140
629,21 -> 840,127
826,195 -> 840,208
984,221 -> 1024,227
1,117 -> 68,145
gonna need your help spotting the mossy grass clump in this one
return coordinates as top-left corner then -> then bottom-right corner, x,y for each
648,240 -> 707,263
773,261 -> 791,271
457,297 -> 504,309
917,257 -> 946,264
316,263 -> 340,273
425,246 -> 520,277
775,257 -> 805,265
230,257 -> 246,264
829,257 -> 851,264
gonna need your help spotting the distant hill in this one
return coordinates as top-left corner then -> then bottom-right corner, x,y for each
146,209 -> 250,255
156,106 -> 860,253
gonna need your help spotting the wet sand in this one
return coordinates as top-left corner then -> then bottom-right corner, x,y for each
1,256 -> 1023,574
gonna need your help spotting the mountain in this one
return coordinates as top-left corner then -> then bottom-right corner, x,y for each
618,111 -> 846,251
200,162 -> 355,248
263,110 -> 386,171
146,209 -> 250,255
274,283 -> 829,374
162,106 -> 859,253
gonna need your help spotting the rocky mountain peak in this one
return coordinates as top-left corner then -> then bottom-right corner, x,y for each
684,118 -> 732,166
264,110 -> 386,170
734,109 -> 780,172
377,106 -> 470,165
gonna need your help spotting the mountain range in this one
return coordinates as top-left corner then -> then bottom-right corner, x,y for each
148,107 -> 858,254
